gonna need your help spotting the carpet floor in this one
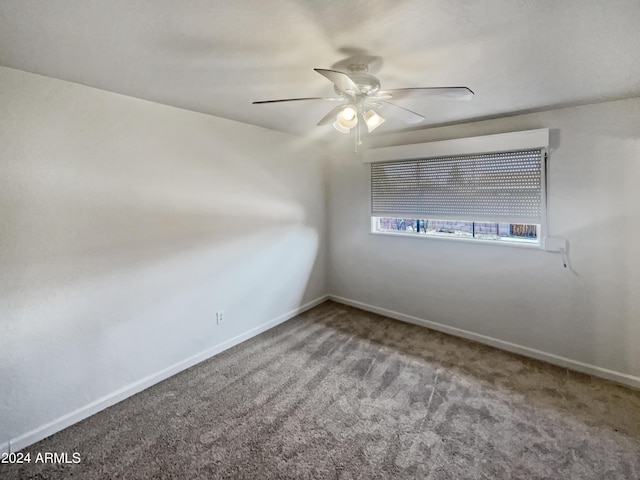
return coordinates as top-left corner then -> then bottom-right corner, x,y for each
3,301 -> 640,479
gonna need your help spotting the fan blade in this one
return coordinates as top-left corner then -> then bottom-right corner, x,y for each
375,87 -> 474,101
253,97 -> 338,104
314,68 -> 362,95
317,104 -> 346,126
380,101 -> 425,124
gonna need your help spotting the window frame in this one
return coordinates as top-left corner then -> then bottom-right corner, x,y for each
364,129 -> 549,248
370,217 -> 543,249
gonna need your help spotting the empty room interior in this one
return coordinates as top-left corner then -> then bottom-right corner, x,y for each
1,1 -> 639,478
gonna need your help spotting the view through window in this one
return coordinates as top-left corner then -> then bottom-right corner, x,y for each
372,217 -> 539,245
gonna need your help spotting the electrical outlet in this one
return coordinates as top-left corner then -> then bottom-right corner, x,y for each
216,310 -> 224,325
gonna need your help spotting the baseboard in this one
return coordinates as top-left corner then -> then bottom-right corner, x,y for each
329,295 -> 640,390
0,441 -> 9,456
8,295 -> 328,453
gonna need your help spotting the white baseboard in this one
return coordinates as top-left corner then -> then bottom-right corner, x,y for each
8,295 -> 328,453
329,295 -> 640,390
0,441 -> 9,456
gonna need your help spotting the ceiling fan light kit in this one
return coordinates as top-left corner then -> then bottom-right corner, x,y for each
332,104 -> 386,135
336,104 -> 358,130
253,62 -> 474,151
363,109 -> 385,132
332,119 -> 351,134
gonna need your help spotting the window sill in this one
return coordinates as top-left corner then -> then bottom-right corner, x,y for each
370,230 -> 543,249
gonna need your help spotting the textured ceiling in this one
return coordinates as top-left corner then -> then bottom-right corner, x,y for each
1,0 -> 639,138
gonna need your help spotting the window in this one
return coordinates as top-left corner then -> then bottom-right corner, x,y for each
372,217 -> 539,244
367,132 -> 548,246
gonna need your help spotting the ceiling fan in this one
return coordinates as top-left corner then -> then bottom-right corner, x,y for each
253,64 -> 474,148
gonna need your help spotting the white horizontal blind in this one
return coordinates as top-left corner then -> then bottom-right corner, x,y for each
371,149 -> 544,223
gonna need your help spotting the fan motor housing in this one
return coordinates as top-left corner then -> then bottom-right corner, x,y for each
351,73 -> 381,95
334,72 -> 381,97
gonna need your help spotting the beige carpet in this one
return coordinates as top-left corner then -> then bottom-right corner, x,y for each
3,301 -> 640,479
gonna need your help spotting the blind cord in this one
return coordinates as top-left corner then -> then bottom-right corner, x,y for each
559,247 -> 568,268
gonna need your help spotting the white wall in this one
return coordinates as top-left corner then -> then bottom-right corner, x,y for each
328,98 -> 640,386
0,67 -> 328,450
